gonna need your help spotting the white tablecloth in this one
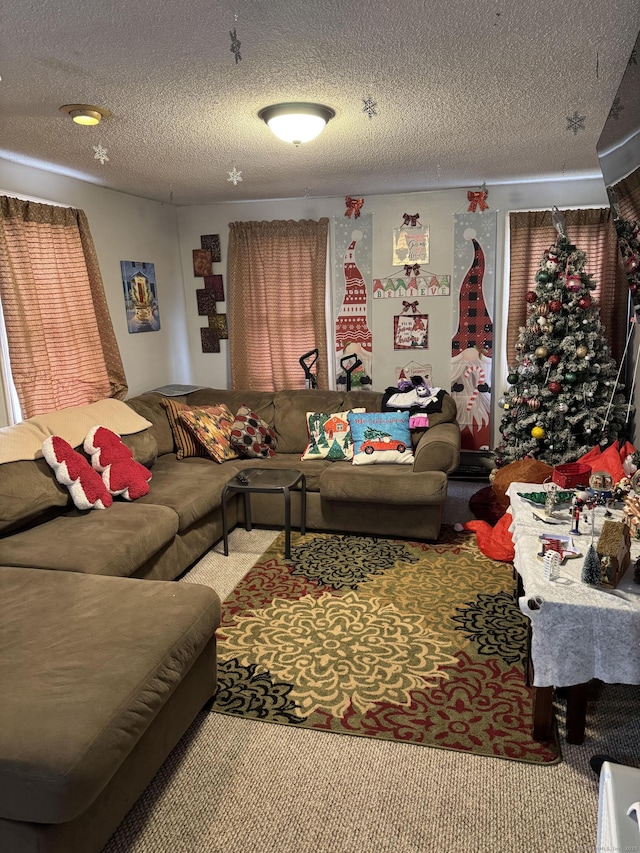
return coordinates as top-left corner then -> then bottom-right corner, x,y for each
507,482 -> 640,687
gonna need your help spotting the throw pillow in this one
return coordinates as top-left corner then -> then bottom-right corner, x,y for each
42,435 -> 113,510
301,408 -> 365,461
84,426 -> 152,501
230,404 -> 277,459
347,411 -> 414,466
160,398 -> 210,459
177,405 -> 238,463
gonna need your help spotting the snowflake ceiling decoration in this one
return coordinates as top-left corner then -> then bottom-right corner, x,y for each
227,166 -> 243,185
229,19 -> 241,63
362,96 -> 378,120
93,143 -> 109,165
609,96 -> 624,121
566,111 -> 586,135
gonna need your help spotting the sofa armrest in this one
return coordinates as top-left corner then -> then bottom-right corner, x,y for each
412,422 -> 460,474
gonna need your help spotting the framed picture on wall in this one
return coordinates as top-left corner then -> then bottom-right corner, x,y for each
120,260 -> 161,333
393,313 -> 429,349
392,226 -> 429,266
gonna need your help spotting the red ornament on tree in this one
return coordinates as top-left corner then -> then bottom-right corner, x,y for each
578,296 -> 592,309
548,381 -> 562,394
548,354 -> 560,366
525,291 -> 537,304
549,300 -> 563,313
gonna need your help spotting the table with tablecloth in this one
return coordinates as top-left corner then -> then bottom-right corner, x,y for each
506,482 -> 640,742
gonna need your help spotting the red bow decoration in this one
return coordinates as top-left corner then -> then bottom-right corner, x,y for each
467,190 -> 489,212
404,263 -> 420,277
402,213 -> 421,227
345,196 -> 364,218
401,300 -> 419,313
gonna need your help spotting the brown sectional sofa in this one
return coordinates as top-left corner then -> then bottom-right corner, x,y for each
0,385 -> 460,853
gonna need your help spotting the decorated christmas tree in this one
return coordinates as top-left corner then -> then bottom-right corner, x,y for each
494,210 -> 629,467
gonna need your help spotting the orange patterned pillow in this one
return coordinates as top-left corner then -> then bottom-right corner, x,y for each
177,405 -> 238,463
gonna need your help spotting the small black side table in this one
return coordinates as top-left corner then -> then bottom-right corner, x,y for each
221,468 -> 306,559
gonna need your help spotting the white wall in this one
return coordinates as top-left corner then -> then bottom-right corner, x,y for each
0,158 -> 190,426
2,158 -> 615,448
177,176 -> 611,446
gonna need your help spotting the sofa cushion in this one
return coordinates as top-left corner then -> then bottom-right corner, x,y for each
0,457 -> 71,535
0,503 -> 179,576
348,411 -> 414,465
135,454 -> 236,531
320,464 -> 447,505
177,405 -> 239,463
273,390 -> 346,453
0,567 -> 220,824
126,394 -> 176,456
230,405 -> 277,459
120,427 -> 158,467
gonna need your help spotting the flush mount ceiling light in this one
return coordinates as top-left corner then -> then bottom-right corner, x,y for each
258,102 -> 335,146
59,104 -> 111,126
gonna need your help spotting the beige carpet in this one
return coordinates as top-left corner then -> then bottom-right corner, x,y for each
101,504 -> 640,852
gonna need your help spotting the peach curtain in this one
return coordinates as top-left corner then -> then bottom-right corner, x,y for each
0,197 -> 127,418
227,218 -> 329,391
507,208 -> 626,367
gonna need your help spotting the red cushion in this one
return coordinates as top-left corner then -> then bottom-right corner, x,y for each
42,436 -> 113,510
84,426 -> 152,501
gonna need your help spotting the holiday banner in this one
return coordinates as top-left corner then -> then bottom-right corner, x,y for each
451,212 -> 497,451
332,214 -> 374,389
373,274 -> 450,299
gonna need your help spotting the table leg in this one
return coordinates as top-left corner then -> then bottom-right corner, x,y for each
221,486 -> 230,556
532,686 -> 554,742
300,474 -> 306,536
566,682 -> 589,744
283,486 -> 291,559
244,492 -> 252,531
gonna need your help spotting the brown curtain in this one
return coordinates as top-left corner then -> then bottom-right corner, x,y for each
507,208 -> 626,367
0,197 -> 127,419
612,166 -> 640,222
227,218 -> 329,391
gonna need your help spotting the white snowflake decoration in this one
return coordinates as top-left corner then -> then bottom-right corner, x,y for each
566,111 -> 585,135
93,143 -> 109,165
362,96 -> 378,120
227,166 -> 243,185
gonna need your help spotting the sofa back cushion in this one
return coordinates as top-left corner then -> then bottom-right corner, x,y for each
273,390 -> 346,453
0,458 -> 71,534
125,395 -> 175,456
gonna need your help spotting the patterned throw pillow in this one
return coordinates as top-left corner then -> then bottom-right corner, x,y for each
301,409 -> 365,461
347,411 -> 414,466
230,405 -> 277,459
177,405 -> 238,463
160,398 -> 210,459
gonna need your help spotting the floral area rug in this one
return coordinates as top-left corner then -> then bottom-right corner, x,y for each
211,528 -> 560,764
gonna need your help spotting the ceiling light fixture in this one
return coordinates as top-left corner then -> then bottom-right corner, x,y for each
258,102 -> 335,146
59,104 -> 111,126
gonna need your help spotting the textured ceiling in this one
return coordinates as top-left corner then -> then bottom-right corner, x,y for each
1,0 -> 639,206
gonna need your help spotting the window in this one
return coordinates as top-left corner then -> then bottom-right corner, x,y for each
227,218 -> 329,390
0,196 -> 127,422
507,208 -> 627,368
